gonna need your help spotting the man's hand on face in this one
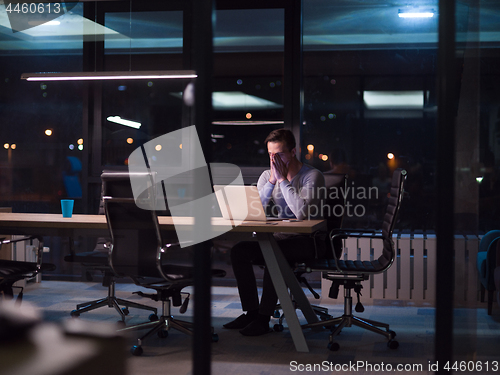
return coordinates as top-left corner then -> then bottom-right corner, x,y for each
272,153 -> 288,184
269,156 -> 278,185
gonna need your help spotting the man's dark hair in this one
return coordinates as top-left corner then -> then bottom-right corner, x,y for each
264,128 -> 296,151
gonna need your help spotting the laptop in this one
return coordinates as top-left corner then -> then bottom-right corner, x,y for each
213,185 -> 282,222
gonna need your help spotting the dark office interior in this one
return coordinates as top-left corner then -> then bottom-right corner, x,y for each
1,0 -> 500,373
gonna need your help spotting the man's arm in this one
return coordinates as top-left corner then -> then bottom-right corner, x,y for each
257,170 -> 274,207
279,170 -> 325,220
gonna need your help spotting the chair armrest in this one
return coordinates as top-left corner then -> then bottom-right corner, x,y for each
327,230 -> 388,272
330,228 -> 378,234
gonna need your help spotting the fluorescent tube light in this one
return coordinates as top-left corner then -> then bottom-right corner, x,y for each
212,91 -> 282,110
107,116 -> 141,129
398,10 -> 434,18
20,70 -> 197,81
212,121 -> 284,125
363,91 -> 424,110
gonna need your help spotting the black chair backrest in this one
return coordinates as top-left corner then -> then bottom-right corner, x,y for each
322,173 -> 348,232
321,173 -> 348,259
102,171 -> 165,280
377,168 -> 407,268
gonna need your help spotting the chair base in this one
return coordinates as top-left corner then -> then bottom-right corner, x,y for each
70,281 -> 157,321
71,296 -> 158,321
302,287 -> 398,351
119,299 -> 218,356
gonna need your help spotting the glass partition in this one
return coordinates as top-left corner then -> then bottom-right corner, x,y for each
453,0 -> 500,364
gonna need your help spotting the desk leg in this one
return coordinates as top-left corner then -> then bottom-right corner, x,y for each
257,232 -> 312,353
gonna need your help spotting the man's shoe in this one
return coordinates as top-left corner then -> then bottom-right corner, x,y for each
223,314 -> 254,329
239,319 -> 271,336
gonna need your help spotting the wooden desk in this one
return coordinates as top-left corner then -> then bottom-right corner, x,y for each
0,213 -> 326,352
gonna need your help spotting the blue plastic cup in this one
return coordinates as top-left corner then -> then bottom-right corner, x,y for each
61,199 -> 74,218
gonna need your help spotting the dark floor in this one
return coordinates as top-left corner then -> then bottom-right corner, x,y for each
6,279 -> 500,375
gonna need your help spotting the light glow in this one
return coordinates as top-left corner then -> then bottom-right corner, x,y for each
398,11 -> 434,18
45,129 -> 53,136
387,153 -> 395,160
107,116 -> 141,129
364,91 -> 424,110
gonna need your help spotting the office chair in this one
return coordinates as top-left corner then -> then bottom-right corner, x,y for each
272,174 -> 348,331
476,229 -> 500,315
301,168 -> 406,351
64,175 -> 157,321
0,235 -> 56,303
101,171 -> 226,355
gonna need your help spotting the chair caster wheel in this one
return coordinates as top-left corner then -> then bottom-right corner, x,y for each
149,313 -> 159,321
388,330 -> 396,339
328,342 -> 340,351
70,310 -> 80,317
388,340 -> 399,349
131,345 -> 143,356
273,324 -> 284,332
122,307 -> 129,316
212,333 -> 219,343
157,329 -> 169,338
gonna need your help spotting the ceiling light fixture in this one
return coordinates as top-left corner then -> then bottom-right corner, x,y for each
363,91 -> 424,109
398,9 -> 435,18
20,70 -> 197,82
211,121 -> 284,126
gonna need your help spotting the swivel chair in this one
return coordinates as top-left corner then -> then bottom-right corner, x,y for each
476,230 -> 500,315
101,171 -> 226,355
64,174 -> 157,321
0,235 -> 56,303
301,168 -> 406,351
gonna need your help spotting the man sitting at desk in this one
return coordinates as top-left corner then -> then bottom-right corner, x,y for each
223,128 -> 325,336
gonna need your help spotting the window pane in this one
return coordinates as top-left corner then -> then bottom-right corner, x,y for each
303,1 -> 438,230
0,2 -> 83,213
212,9 -> 284,169
102,10 -> 186,166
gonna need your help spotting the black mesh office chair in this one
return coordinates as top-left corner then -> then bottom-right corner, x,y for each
64,174 -> 157,321
301,168 -> 406,351
0,235 -> 56,303
272,174 -> 348,331
101,171 -> 226,356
